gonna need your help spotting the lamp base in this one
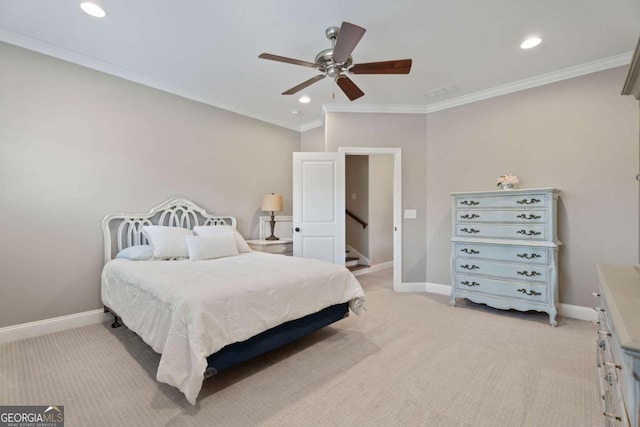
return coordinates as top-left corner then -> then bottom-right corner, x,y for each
266,214 -> 279,241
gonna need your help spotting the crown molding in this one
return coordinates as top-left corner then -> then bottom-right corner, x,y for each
2,28 -> 632,132
322,104 -> 425,114
299,119 -> 324,132
316,52 -> 633,119
622,38 -> 640,99
426,52 -> 633,113
0,29 -> 301,131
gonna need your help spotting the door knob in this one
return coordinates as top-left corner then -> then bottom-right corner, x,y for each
294,227 -> 300,232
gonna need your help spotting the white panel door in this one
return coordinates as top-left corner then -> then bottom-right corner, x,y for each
292,152 -> 345,265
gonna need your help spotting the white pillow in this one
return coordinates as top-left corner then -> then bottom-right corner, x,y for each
142,226 -> 193,259
185,234 -> 239,261
115,245 -> 153,261
193,225 -> 252,253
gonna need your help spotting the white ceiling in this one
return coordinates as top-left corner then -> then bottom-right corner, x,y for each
1,0 -> 639,131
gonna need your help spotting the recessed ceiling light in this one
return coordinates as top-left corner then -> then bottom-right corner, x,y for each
520,36 -> 542,50
80,2 -> 106,18
291,109 -> 300,115
298,96 -> 311,104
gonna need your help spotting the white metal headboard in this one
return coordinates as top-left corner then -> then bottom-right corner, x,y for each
102,197 -> 237,264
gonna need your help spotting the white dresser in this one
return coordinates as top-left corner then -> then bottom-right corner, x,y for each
450,188 -> 561,326
595,264 -> 640,427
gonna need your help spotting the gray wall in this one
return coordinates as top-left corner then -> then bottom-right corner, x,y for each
317,66 -> 638,306
300,125 -> 325,152
326,113 -> 428,283
2,41 -> 637,329
345,155 -> 369,258
0,42 -> 299,328
369,155 -> 394,265
426,66 -> 639,307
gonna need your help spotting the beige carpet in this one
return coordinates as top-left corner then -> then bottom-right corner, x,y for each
0,270 -> 601,426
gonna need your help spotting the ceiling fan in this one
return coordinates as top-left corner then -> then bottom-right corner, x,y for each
259,22 -> 412,101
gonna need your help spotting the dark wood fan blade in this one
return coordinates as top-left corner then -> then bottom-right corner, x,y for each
259,53 -> 317,68
332,22 -> 366,63
336,76 -> 364,101
282,74 -> 326,95
350,59 -> 412,74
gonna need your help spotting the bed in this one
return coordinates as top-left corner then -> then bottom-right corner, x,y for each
100,198 -> 365,404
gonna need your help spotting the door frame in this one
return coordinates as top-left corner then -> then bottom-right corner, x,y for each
338,147 -> 402,291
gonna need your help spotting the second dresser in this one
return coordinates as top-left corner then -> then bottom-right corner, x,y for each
450,188 -> 561,326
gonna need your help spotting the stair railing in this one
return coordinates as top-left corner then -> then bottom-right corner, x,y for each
346,209 -> 368,229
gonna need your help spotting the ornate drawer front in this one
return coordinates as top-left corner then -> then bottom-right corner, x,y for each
455,224 -> 547,240
455,275 -> 548,303
457,209 -> 547,224
456,195 -> 547,209
455,259 -> 549,283
455,243 -> 548,265
596,351 -> 625,425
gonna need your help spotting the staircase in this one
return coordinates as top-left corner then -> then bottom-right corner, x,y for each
345,249 -> 368,273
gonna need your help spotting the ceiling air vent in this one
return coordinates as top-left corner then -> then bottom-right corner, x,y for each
424,84 -> 460,99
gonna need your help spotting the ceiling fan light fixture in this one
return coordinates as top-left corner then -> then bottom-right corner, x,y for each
80,2 -> 106,18
259,22 -> 412,102
520,36 -> 542,50
298,96 -> 311,104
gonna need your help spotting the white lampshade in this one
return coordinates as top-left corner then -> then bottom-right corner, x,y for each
261,194 -> 283,212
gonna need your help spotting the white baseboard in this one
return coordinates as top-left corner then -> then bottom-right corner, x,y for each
399,282 -> 451,294
351,261 -> 394,276
558,303 -> 596,322
368,261 -> 393,272
425,282 -> 451,295
0,309 -> 109,345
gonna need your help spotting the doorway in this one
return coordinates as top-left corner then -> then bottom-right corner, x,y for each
339,147 -> 402,291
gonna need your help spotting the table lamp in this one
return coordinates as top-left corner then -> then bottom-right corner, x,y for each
261,193 -> 283,240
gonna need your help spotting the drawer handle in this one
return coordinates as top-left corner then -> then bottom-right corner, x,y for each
516,198 -> 541,205
593,306 -> 605,312
516,288 -> 541,296
603,412 -> 622,422
461,248 -> 480,254
598,339 -> 606,349
517,229 -> 541,236
461,280 -> 480,287
460,214 -> 480,219
598,330 -> 612,337
460,228 -> 480,234
517,270 -> 541,277
604,361 -> 622,370
592,292 -> 601,298
516,214 -> 541,220
517,253 -> 541,259
605,372 -> 614,386
460,200 -> 479,206
460,264 -> 479,270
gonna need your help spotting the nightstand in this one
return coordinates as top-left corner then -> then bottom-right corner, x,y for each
246,238 -> 293,256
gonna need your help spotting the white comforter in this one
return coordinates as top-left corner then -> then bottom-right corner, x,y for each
101,252 -> 365,404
